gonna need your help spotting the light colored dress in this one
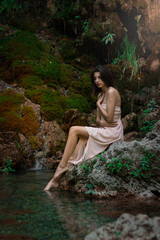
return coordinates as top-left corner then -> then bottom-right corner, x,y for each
68,103 -> 124,165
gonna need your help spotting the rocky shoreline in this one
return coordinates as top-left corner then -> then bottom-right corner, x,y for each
59,121 -> 160,200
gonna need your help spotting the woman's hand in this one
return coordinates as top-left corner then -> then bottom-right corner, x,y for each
96,92 -> 104,107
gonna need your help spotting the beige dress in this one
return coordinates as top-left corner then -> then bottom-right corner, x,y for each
68,103 -> 124,165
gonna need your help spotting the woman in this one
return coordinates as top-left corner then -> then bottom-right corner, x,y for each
44,65 -> 123,191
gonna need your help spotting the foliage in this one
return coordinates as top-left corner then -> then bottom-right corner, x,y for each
0,157 -> 15,174
0,0 -> 47,19
102,32 -> 116,45
98,148 -> 159,179
113,35 -> 141,81
140,120 -> 157,135
129,149 -> 159,178
0,0 -> 27,14
143,100 -> 159,116
81,159 -> 96,176
85,183 -> 96,195
140,100 -> 158,136
106,155 -> 132,173
52,0 -> 78,21
82,21 -> 89,35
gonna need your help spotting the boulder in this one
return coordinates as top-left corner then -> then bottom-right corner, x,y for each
122,112 -> 137,133
85,213 -> 160,240
59,120 -> 160,199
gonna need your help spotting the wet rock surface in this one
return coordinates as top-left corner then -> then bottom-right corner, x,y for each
85,213 -> 160,240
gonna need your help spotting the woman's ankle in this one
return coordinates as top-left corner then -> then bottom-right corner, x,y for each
59,163 -> 67,168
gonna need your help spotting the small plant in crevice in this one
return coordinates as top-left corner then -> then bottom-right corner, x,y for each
98,148 -> 159,179
102,32 -> 116,45
102,32 -> 116,63
140,100 -> 158,136
113,35 -> 143,82
81,160 -> 96,176
140,120 -> 157,135
0,158 -> 15,174
143,100 -> 159,116
129,148 -> 159,178
96,150 -> 107,162
85,183 -> 96,195
107,155 -> 132,174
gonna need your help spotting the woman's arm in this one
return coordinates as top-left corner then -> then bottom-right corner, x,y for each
96,88 -> 117,123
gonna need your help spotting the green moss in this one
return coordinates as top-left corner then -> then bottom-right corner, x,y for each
0,89 -> 39,135
0,31 -> 44,61
33,55 -> 60,83
58,38 -> 76,61
0,89 -> 25,132
80,71 -> 92,95
21,105 -> 39,136
66,92 -> 91,113
25,87 -> 68,122
22,75 -> 43,89
29,135 -> 38,149
59,63 -> 78,89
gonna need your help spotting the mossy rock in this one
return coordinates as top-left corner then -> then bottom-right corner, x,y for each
32,47 -> 61,83
0,30 -> 61,85
22,75 -> 44,89
0,89 -> 25,133
25,87 -> 68,122
59,63 -> 79,90
21,105 -> 39,136
66,92 -> 91,113
0,31 -> 44,61
79,71 -> 92,95
0,88 -> 39,135
57,38 -> 77,61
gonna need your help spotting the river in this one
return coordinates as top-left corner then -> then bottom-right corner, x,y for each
0,170 -> 160,240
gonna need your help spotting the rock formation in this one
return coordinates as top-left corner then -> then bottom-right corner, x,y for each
85,213 -> 160,240
59,120 -> 160,199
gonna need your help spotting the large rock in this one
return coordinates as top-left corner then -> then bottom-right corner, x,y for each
59,120 -> 160,199
85,213 -> 160,240
0,80 -> 67,169
0,131 -> 24,169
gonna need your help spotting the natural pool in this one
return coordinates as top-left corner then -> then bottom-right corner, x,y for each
0,171 -> 160,240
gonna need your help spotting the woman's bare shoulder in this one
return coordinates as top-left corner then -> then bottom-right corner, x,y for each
108,87 -> 119,95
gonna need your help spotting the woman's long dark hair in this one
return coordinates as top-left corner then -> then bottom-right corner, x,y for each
91,65 -> 115,95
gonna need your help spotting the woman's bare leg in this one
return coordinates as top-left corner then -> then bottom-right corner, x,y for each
44,126 -> 89,191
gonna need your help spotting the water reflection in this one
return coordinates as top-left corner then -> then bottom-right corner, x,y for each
0,171 -> 160,240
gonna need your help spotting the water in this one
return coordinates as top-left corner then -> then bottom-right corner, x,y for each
0,171 -> 160,240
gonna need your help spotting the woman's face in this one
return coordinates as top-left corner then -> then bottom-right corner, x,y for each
94,72 -> 106,89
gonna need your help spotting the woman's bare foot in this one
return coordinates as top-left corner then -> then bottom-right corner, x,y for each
44,178 -> 58,191
44,165 -> 68,191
